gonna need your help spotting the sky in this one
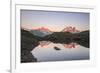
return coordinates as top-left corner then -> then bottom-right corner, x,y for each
21,10 -> 89,31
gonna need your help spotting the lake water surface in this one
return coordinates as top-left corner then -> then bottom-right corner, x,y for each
31,41 -> 89,62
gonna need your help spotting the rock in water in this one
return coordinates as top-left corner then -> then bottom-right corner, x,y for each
54,47 -> 61,50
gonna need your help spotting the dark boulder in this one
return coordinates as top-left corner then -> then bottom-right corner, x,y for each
54,47 -> 61,50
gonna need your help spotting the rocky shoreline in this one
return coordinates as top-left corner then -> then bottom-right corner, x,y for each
21,29 -> 40,63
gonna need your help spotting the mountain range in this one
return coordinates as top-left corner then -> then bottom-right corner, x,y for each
62,26 -> 80,33
30,27 -> 53,37
30,26 -> 80,37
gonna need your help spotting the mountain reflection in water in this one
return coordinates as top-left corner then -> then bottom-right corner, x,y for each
39,41 -> 79,49
31,41 -> 89,62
